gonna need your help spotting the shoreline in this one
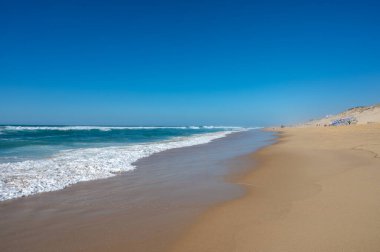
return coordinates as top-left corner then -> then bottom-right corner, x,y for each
171,124 -> 380,251
0,129 -> 274,252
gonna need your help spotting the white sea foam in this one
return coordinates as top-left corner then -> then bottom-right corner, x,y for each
0,130 -> 244,201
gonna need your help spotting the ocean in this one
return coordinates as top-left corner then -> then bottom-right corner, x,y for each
0,125 -> 250,201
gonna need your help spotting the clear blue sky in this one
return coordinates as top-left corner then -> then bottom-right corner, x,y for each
1,0 -> 379,126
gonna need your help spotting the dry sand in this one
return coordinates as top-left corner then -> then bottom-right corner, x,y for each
171,124 -> 380,251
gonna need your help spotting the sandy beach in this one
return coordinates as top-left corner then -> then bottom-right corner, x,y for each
171,124 -> 380,251
2,124 -> 380,251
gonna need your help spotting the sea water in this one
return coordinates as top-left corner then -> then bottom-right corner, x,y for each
0,125 -> 250,201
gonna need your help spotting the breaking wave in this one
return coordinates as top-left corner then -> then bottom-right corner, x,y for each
0,130 -> 243,201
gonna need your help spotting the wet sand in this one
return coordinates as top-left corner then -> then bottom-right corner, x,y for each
172,124 -> 380,251
0,130 -> 274,252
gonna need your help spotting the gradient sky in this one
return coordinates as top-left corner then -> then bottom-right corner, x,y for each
1,0 -> 379,126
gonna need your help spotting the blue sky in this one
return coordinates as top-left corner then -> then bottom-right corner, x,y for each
1,0 -> 379,126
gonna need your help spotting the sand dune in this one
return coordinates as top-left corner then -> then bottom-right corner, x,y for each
301,104 -> 380,127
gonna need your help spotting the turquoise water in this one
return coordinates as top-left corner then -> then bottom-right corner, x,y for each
0,126 -> 240,162
0,125 -> 246,201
